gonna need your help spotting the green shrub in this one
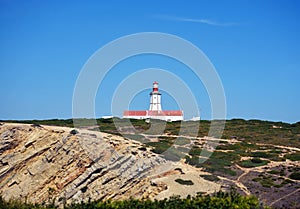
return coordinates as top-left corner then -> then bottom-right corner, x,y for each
289,172 -> 300,180
175,178 -> 194,185
70,129 -> 78,135
260,178 -> 275,188
285,152 -> 300,161
251,151 -> 271,158
162,147 -> 185,161
238,158 -> 268,168
267,170 -> 280,175
188,146 -> 202,156
0,191 -> 271,209
186,151 -> 238,176
146,140 -> 172,154
200,174 -> 220,182
251,157 -> 263,163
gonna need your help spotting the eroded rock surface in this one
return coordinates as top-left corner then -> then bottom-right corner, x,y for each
0,123 -> 170,204
0,123 -> 220,205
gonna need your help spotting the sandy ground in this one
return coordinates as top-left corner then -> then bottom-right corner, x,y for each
152,161 -> 221,199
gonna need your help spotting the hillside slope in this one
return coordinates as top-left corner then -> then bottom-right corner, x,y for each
0,123 -> 219,205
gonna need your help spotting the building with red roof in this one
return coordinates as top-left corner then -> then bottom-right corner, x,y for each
123,82 -> 183,121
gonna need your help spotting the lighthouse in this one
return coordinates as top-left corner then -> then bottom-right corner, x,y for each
149,81 -> 162,111
123,81 -> 184,121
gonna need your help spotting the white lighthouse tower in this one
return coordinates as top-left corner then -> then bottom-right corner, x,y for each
123,81 -> 183,121
149,81 -> 162,111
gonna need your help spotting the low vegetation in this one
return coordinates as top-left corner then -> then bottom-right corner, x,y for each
285,152 -> 300,161
185,150 -> 238,176
252,173 -> 295,188
0,191 -> 271,209
2,118 -> 299,148
238,158 -> 269,168
289,172 -> 300,180
175,178 -> 194,185
200,174 -> 220,182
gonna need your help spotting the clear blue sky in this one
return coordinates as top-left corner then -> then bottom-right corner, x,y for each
0,0 -> 299,123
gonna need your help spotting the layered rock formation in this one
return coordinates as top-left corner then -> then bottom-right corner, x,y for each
0,122 -> 220,205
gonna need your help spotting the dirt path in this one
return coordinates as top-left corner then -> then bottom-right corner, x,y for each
269,188 -> 300,207
218,176 -> 251,195
236,164 -> 250,182
256,142 -> 300,152
228,160 -> 300,197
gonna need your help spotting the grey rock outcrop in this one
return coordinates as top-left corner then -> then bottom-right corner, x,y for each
0,123 -> 167,204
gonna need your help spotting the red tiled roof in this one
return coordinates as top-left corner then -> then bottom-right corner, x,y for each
123,110 -> 147,116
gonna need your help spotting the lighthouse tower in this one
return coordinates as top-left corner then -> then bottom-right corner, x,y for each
123,81 -> 183,121
149,81 -> 162,111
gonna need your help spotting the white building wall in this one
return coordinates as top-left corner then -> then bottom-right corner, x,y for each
123,115 -> 183,121
150,115 -> 183,122
123,115 -> 148,120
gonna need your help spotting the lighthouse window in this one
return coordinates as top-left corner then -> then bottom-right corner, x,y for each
154,96 -> 156,99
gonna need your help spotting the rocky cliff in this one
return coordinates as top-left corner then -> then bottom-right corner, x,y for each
0,122 -> 220,205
